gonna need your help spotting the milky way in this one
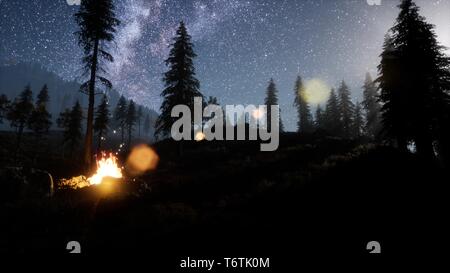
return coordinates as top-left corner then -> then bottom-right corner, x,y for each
0,0 -> 449,131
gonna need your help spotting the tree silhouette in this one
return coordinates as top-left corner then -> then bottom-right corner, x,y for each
378,35 -> 408,151
28,84 -> 52,142
337,80 -> 355,138
125,100 -> 137,146
155,21 -> 203,138
56,109 -> 70,129
143,113 -> 151,136
74,0 -> 120,167
264,78 -> 284,132
362,73 -> 381,140
94,95 -> 110,152
7,85 -> 34,152
324,88 -> 341,136
0,94 -> 10,124
58,101 -> 83,156
352,102 -> 364,138
207,96 -> 218,105
114,95 -> 127,143
137,106 -> 143,137
377,0 -> 450,160
293,75 -> 313,133
315,104 -> 324,130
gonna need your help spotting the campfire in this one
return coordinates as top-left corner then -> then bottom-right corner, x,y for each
59,153 -> 123,189
59,145 -> 158,190
88,153 -> 123,185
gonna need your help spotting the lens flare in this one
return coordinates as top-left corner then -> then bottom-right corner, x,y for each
302,78 -> 330,104
252,108 -> 265,120
126,144 -> 159,176
195,131 -> 206,141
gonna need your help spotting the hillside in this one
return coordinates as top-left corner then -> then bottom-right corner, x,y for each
0,63 -> 158,133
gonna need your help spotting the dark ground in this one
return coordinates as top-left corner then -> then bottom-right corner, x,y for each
0,131 -> 447,269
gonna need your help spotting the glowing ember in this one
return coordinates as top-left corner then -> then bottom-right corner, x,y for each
88,153 -> 123,185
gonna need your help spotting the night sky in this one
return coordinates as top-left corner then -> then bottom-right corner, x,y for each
1,0 -> 449,131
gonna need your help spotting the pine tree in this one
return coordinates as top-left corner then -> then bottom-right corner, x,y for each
352,102 -> 365,138
264,78 -> 284,132
362,73 -> 381,139
75,0 -> 120,167
337,80 -> 355,138
125,100 -> 137,146
323,88 -> 341,136
28,84 -> 52,141
143,113 -> 151,136
114,95 -> 127,143
207,96 -> 218,105
378,35 -> 409,150
57,109 -> 70,129
58,101 -> 83,156
315,104 -> 324,130
94,95 -> 110,152
293,75 -> 313,133
137,106 -> 143,137
7,85 -> 34,151
377,0 -> 450,160
155,21 -> 203,137
0,94 -> 10,124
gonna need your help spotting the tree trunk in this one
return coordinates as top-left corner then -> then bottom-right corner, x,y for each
83,38 -> 99,170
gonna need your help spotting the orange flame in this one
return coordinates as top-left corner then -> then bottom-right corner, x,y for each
88,153 -> 123,185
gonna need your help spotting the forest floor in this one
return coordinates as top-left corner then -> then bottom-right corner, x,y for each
0,131 -> 447,264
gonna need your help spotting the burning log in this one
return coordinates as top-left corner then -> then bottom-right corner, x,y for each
88,152 -> 123,185
59,153 -> 123,189
59,146 -> 158,191
59,175 -> 90,189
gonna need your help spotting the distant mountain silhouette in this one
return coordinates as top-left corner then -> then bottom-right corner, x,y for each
0,62 -> 158,136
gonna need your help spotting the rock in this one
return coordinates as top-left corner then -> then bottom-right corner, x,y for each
0,167 -> 54,203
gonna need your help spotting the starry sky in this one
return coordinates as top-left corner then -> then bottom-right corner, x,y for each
0,0 -> 449,131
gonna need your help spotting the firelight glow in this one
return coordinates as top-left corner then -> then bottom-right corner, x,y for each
88,153 -> 123,185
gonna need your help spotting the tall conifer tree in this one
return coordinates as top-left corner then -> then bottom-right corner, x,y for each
377,0 -> 450,160
293,76 -> 313,133
155,21 -> 203,138
264,78 -> 284,132
75,0 -> 120,167
337,80 -> 355,138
